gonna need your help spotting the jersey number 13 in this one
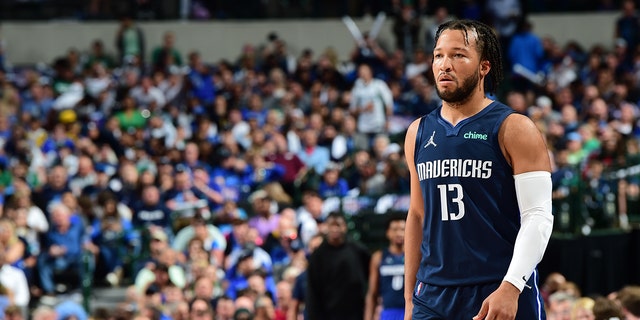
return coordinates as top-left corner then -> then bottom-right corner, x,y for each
437,184 -> 465,221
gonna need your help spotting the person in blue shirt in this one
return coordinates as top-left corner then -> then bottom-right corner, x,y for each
55,300 -> 88,320
246,150 -> 285,193
33,165 -> 71,213
616,0 -> 640,65
225,247 -> 276,300
37,203 -> 86,297
212,200 -> 248,237
318,161 -> 349,199
192,166 -> 225,213
131,185 -> 173,232
187,51 -> 216,106
296,127 -> 331,176
210,147 -> 254,202
508,19 -> 545,93
241,94 -> 269,127
88,193 -> 138,286
20,82 -> 54,122
182,142 -> 213,175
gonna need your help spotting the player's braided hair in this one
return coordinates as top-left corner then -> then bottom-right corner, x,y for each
433,19 -> 504,94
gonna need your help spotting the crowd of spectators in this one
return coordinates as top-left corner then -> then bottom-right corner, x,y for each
540,271 -> 640,320
0,0 -> 628,21
0,0 -> 639,319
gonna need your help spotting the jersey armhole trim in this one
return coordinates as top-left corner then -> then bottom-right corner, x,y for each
414,116 -> 426,165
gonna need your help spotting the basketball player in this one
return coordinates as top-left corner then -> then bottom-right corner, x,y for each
403,20 -> 553,320
364,212 -> 407,320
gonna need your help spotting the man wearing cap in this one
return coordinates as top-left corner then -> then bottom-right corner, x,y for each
224,219 -> 272,274
565,131 -> 587,166
172,214 -> 226,266
133,227 -> 171,273
134,229 -> 186,294
224,246 -> 277,300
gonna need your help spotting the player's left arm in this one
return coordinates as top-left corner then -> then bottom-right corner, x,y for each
475,113 -> 553,320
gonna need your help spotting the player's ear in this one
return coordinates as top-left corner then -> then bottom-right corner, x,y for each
480,60 -> 491,77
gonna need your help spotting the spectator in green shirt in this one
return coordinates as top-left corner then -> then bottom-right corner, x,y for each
114,96 -> 148,132
151,31 -> 183,75
84,40 -> 116,72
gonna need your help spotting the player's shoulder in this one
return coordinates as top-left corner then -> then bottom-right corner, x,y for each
407,116 -> 423,132
502,112 -> 539,136
404,116 -> 426,152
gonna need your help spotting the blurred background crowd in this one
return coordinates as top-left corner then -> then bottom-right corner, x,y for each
0,0 -> 630,21
0,0 -> 640,319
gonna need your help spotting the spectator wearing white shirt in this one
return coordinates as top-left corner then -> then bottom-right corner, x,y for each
84,62 -> 113,99
349,63 -> 393,147
146,115 -> 178,149
129,76 -> 166,111
157,67 -> 185,107
0,248 -> 30,314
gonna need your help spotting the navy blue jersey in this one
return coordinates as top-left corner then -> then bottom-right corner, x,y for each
379,249 -> 405,309
414,101 -> 520,287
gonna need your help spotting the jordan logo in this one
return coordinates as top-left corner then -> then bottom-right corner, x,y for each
424,131 -> 437,148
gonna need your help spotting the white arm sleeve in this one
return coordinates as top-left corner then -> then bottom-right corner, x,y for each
503,171 -> 554,292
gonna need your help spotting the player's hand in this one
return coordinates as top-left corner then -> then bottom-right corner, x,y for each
472,282 -> 519,320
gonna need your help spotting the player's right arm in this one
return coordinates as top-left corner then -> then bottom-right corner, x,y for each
403,118 -> 425,320
364,250 -> 382,320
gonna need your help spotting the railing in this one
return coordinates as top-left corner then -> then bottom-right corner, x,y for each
344,163 -> 640,251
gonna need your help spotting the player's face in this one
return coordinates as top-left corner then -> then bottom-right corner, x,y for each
386,220 -> 405,246
432,29 -> 484,104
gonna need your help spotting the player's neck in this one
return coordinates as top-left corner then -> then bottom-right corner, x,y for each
441,94 -> 493,126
